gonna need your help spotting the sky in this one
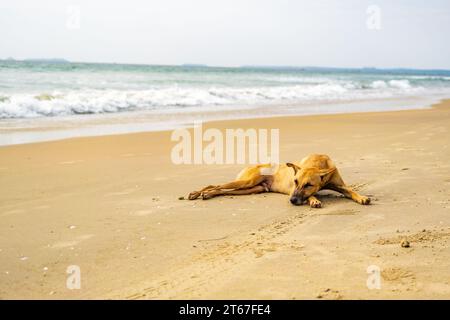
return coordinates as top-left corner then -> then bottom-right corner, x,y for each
1,0 -> 449,69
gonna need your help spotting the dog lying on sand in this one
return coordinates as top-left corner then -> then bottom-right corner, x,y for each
188,154 -> 370,208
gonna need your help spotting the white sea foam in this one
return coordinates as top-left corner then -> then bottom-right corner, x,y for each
370,80 -> 388,89
388,79 -> 412,89
0,80 -> 428,119
407,75 -> 450,80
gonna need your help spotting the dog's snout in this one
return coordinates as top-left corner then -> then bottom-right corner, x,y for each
290,197 -> 301,205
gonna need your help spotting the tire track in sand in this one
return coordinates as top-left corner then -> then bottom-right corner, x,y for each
123,210 -> 307,299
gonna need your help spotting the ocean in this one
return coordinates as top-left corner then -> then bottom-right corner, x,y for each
1,61 -> 450,145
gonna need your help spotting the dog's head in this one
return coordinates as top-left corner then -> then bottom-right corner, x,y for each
286,163 -> 335,205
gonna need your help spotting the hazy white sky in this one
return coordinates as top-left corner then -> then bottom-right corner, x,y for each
1,0 -> 449,69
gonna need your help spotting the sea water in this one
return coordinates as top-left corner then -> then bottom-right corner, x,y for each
1,61 -> 450,145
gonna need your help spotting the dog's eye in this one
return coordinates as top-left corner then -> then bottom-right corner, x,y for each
294,179 -> 298,185
304,183 -> 312,188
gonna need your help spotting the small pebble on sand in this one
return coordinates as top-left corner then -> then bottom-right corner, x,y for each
400,238 -> 410,248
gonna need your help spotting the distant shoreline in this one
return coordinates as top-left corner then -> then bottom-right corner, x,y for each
2,59 -> 450,74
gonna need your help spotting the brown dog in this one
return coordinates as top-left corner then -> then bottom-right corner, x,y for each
188,154 -> 370,208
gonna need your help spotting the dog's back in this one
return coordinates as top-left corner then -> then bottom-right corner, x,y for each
299,154 -> 335,170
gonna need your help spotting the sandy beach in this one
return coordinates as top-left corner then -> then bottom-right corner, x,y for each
1,100 -> 450,300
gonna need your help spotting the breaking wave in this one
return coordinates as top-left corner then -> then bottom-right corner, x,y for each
0,80 -> 425,119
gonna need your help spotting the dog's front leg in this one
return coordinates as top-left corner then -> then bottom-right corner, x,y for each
307,195 -> 322,208
327,184 -> 371,205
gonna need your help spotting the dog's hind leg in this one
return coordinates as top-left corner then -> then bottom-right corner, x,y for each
212,176 -> 265,191
188,185 -> 217,200
188,178 -> 262,200
200,176 -> 266,200
202,185 -> 267,199
188,165 -> 267,200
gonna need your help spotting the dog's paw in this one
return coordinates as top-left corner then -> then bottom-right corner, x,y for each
309,199 -> 322,208
188,191 -> 201,200
201,192 -> 214,200
359,196 -> 371,205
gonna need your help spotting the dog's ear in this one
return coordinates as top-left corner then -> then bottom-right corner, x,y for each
318,167 -> 336,177
286,163 -> 301,175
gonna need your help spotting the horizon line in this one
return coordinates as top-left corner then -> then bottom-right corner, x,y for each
2,57 -> 450,72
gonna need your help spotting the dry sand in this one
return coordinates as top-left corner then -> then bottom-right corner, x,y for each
1,100 -> 450,299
